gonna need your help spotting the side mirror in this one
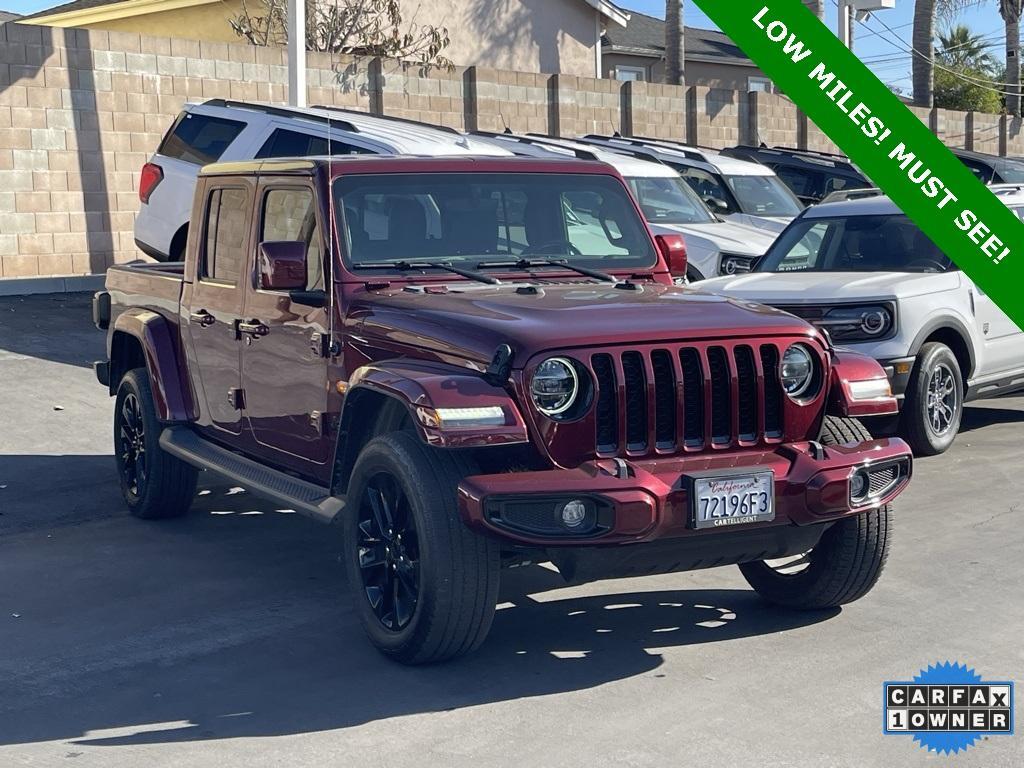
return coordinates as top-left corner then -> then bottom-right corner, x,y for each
258,241 -> 306,291
655,234 -> 688,278
703,196 -> 730,214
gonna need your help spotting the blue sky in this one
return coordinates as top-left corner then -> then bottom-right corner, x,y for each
0,0 -> 1007,94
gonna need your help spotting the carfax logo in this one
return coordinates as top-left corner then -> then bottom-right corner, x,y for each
883,661 -> 1014,754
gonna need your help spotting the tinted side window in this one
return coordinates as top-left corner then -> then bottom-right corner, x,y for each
159,113 -> 245,165
202,188 -> 249,284
256,129 -> 372,159
772,165 -> 817,199
261,188 -> 324,290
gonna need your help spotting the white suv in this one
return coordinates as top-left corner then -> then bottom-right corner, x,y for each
696,191 -> 1024,455
469,132 -> 777,280
577,134 -> 804,234
134,99 -> 511,261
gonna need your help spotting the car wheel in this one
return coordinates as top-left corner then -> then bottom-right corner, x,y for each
114,368 -> 198,518
342,432 -> 500,664
738,416 -> 892,608
901,342 -> 963,456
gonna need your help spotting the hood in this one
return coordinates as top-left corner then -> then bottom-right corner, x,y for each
696,270 -> 961,303
728,214 -> 793,234
348,282 -> 815,365
660,219 -> 778,256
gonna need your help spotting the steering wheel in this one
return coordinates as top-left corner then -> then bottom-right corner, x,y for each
905,258 -> 947,273
523,240 -> 582,257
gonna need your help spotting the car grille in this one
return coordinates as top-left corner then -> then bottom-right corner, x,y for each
589,342 -> 789,456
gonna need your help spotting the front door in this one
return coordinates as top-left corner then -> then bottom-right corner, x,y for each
239,181 -> 331,480
185,184 -> 253,437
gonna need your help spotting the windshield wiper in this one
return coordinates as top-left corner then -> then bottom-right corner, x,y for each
475,258 -> 617,283
352,259 -> 501,285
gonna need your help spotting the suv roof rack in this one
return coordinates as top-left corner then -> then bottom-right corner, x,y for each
310,104 -> 461,135
200,99 -> 361,133
470,130 -> 602,161
771,145 -> 852,162
727,144 -> 859,170
523,133 -> 670,166
819,187 -> 883,204
989,182 -> 1024,195
582,133 -> 710,162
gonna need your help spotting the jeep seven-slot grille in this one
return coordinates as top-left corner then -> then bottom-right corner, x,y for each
591,344 -> 786,455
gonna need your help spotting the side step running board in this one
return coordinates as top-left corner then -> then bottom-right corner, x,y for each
159,426 -> 345,524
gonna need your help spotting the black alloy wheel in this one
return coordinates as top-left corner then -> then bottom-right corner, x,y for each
357,472 -> 420,631
118,392 -> 147,497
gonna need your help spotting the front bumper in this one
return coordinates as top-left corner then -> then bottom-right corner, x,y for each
458,438 -> 912,547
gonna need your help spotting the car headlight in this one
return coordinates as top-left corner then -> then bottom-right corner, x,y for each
818,304 -> 894,342
780,344 -> 816,399
531,357 -> 579,417
719,253 -> 756,275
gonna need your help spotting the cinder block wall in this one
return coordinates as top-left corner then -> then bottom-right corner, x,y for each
0,20 -> 1013,280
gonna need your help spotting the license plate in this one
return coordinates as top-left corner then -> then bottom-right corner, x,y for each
690,471 -> 775,529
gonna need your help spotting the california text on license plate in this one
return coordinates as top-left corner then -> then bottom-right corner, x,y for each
691,471 -> 775,529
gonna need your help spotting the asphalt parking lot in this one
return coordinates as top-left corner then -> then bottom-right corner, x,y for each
1,292 -> 1021,768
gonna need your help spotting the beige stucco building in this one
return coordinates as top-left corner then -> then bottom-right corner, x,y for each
602,9 -> 772,91
23,0 -> 629,78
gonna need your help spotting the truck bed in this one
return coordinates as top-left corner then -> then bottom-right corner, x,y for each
105,261 -> 185,329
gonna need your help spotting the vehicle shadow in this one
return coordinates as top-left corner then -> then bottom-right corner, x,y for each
959,399 -> 1024,433
0,473 -> 839,749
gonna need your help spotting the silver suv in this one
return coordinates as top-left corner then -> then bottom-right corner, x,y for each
697,190 -> 1024,455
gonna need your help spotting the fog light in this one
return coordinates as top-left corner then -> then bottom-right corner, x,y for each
560,499 -> 589,528
850,470 -> 869,502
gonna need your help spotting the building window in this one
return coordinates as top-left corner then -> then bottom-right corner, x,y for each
615,66 -> 647,82
748,77 -> 774,93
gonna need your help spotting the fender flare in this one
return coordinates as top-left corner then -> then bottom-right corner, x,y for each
907,315 -> 976,379
342,359 -> 530,449
331,359 -> 531,494
110,309 -> 195,422
828,348 -> 899,418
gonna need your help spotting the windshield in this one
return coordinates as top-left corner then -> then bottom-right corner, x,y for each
757,214 -> 954,273
625,175 -> 715,224
335,173 -> 658,271
996,159 -> 1024,183
725,174 -> 803,216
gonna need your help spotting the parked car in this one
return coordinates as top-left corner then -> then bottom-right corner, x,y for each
93,155 -> 912,663
577,134 -> 804,233
950,148 -> 1024,184
696,191 -> 1024,455
721,145 -> 870,206
470,131 -> 777,279
133,99 -> 512,261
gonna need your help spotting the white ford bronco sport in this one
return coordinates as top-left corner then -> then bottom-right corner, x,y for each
697,191 -> 1024,455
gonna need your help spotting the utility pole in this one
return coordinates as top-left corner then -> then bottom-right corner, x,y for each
839,0 -> 894,50
288,0 -> 306,107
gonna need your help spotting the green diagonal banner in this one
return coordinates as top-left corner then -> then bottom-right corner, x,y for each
694,0 -> 1024,328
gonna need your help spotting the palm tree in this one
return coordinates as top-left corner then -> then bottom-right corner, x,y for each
937,23 -> 996,70
665,0 -> 684,85
999,0 -> 1023,115
912,0 -> 977,108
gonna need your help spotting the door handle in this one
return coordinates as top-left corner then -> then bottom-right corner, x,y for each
189,309 -> 215,327
237,319 -> 269,338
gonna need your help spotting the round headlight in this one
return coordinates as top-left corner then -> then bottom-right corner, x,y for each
860,308 -> 889,335
780,344 -> 815,399
531,357 -> 579,417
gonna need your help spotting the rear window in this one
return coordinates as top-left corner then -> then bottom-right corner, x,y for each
256,129 -> 372,159
201,187 -> 249,284
158,112 -> 245,165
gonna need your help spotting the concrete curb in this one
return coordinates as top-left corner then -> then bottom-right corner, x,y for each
0,275 -> 107,297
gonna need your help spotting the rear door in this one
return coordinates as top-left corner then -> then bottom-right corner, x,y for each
239,179 -> 332,478
184,182 -> 253,437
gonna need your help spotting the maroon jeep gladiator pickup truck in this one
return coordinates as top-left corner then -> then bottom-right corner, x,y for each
93,155 -> 912,664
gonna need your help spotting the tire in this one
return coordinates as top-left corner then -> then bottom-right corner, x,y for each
342,432 -> 500,664
900,342 -> 963,456
114,368 -> 198,519
738,416 -> 892,609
